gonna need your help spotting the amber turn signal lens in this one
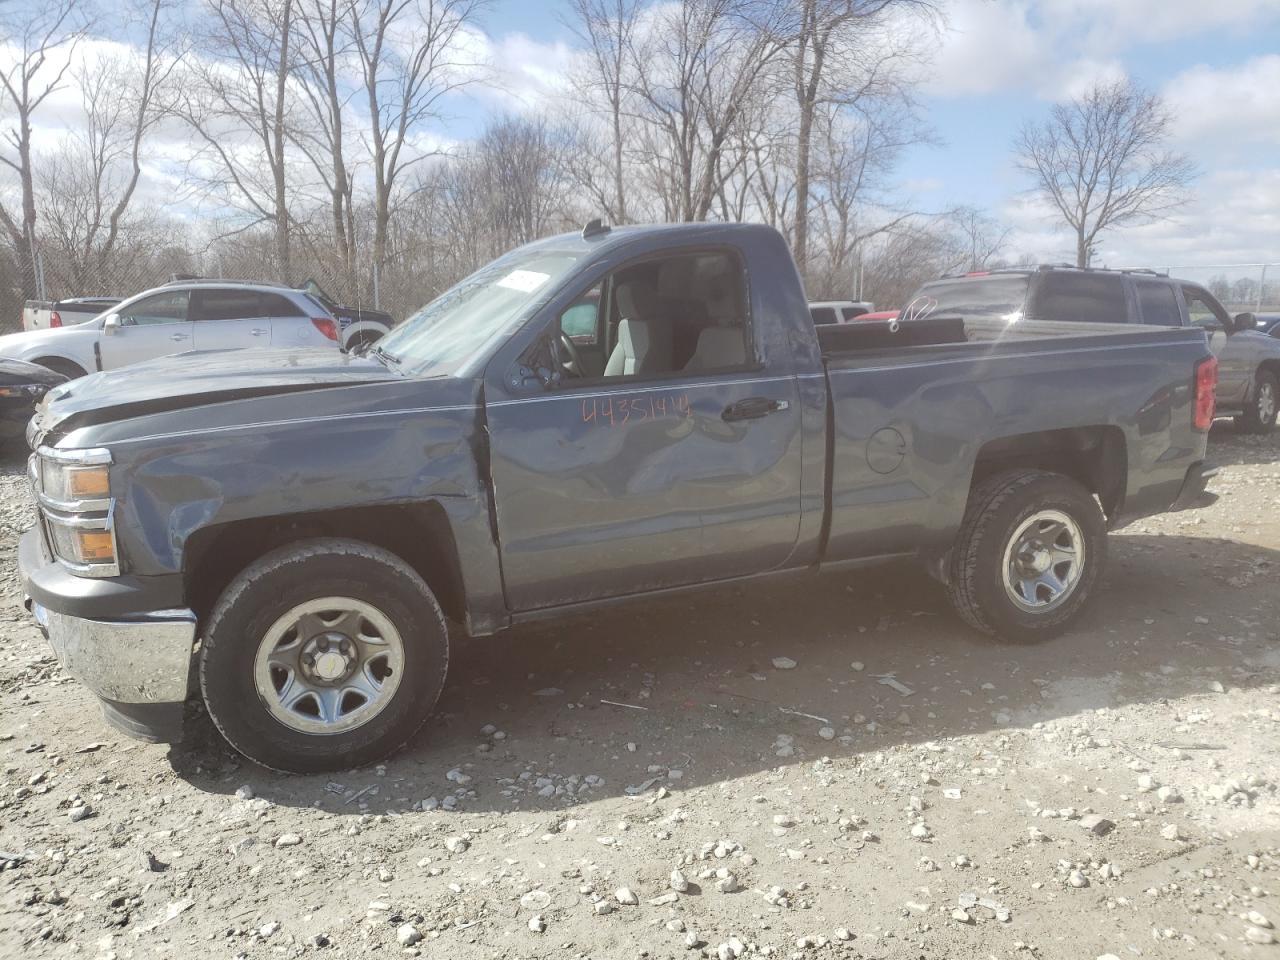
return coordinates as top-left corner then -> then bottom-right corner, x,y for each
67,466 -> 110,499
75,530 -> 116,563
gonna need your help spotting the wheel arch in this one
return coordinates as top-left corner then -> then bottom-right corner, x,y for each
182,502 -> 467,627
341,320 -> 388,351
969,426 -> 1127,522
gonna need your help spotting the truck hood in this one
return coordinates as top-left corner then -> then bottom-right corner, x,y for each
34,347 -> 399,436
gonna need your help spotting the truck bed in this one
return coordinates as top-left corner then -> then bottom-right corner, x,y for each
818,317 -> 1211,563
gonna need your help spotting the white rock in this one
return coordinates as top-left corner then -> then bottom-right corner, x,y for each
1155,785 -> 1182,803
1160,824 -> 1183,841
1136,774 -> 1157,793
1068,870 -> 1089,888
951,908 -> 973,924
772,656 -> 797,670
818,726 -> 836,741
444,836 -> 470,854
527,914 -> 547,933
1245,927 -> 1275,945
396,923 -> 422,946
1247,911 -> 1272,929
615,887 -> 638,905
67,805 -> 92,822
670,869 -> 690,892
274,833 -> 302,848
234,785 -> 254,801
850,661 -> 864,671
594,900 -> 614,915
259,921 -> 280,938
834,927 -> 853,941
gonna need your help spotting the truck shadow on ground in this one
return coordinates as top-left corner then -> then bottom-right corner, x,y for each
170,531 -> 1280,812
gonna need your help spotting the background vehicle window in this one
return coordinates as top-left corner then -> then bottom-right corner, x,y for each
118,291 -> 189,326
918,276 -> 1029,319
1032,273 -> 1127,323
1183,288 -> 1229,330
192,289 -> 265,322
559,285 -> 601,345
810,307 -> 837,325
840,306 -> 868,321
261,293 -> 306,318
1135,282 -> 1182,326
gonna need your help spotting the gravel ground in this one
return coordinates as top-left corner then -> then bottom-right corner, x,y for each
1,424 -> 1278,960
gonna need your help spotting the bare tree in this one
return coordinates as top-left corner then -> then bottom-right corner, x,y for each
350,0 -> 486,268
788,0 -> 929,276
180,0 -> 301,279
33,0 -> 177,294
1014,79 -> 1196,268
947,205 -> 1010,273
626,0 -> 792,222
0,0 -> 84,297
565,0 -> 642,224
293,0 -> 358,288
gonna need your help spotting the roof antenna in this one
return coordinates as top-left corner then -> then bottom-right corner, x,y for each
582,218 -> 611,239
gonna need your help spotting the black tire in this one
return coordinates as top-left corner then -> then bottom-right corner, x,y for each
199,538 -> 449,773
946,469 -> 1106,643
35,356 -> 88,380
1235,370 -> 1278,434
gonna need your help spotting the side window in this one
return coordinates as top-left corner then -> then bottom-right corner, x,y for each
192,289 -> 266,322
558,283 -> 601,345
545,250 -> 752,384
1033,273 -> 1128,323
810,307 -> 837,326
1135,282 -> 1182,326
261,293 -> 306,318
840,306 -> 868,321
1183,288 -> 1229,330
118,291 -> 189,326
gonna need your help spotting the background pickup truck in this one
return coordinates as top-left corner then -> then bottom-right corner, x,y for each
911,265 -> 1280,432
20,223 -> 1217,773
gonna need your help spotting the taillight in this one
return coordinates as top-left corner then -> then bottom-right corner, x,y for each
50,311 -> 62,328
1193,356 -> 1218,431
311,317 -> 338,342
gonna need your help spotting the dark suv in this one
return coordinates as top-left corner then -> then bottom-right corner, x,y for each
910,266 -> 1280,433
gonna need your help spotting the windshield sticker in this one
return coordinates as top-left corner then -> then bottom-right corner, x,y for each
496,269 -> 551,293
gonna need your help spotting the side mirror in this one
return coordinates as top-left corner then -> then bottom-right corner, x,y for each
1233,312 -> 1257,332
102,314 -> 120,336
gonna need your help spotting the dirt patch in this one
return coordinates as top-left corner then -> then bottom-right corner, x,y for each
2,423 -> 1278,959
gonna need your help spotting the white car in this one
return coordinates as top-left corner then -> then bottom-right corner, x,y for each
0,281 -> 343,379
808,300 -> 875,325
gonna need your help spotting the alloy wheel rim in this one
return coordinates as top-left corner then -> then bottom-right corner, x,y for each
253,597 -> 404,735
1259,382 -> 1276,423
1001,509 -> 1086,613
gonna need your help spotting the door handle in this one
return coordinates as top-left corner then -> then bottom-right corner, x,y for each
169,333 -> 189,341
721,397 -> 789,422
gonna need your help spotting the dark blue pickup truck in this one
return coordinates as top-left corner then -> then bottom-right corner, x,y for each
20,223 -> 1218,771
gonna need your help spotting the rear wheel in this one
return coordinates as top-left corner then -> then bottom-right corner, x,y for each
34,357 -> 87,380
199,538 -> 449,772
946,469 -> 1106,643
1235,370 -> 1277,434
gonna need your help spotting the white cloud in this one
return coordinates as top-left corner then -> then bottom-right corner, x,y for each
1000,167 -> 1280,267
925,0 -> 1280,101
1163,55 -> 1280,150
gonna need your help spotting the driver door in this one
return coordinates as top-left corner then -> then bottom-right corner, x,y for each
97,290 -> 194,369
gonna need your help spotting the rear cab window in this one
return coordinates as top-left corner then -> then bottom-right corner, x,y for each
1030,273 -> 1128,323
810,307 -> 837,326
917,275 -> 1030,320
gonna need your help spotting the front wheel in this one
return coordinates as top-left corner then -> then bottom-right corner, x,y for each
1236,370 -> 1278,434
945,469 -> 1106,643
199,539 -> 449,772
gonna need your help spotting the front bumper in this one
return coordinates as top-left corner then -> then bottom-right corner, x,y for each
1171,459 -> 1219,510
19,528 -> 196,742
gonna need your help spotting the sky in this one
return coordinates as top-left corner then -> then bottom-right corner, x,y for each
10,0 -> 1280,281
472,0 -> 1280,274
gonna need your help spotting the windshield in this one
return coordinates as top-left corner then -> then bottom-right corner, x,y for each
373,249 -> 581,377
916,276 -> 1030,320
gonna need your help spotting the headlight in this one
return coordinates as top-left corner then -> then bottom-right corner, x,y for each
32,447 -> 119,576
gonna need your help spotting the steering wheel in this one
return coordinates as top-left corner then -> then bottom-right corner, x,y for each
558,331 -> 586,378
